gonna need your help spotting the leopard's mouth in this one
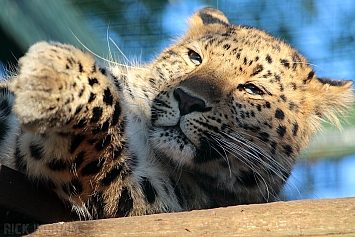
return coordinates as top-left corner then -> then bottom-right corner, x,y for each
158,123 -> 195,148
150,120 -> 225,166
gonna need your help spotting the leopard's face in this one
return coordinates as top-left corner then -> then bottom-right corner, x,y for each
126,8 -> 353,205
145,8 -> 353,198
149,28 -> 307,175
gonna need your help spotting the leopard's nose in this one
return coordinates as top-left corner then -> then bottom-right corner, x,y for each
173,88 -> 211,116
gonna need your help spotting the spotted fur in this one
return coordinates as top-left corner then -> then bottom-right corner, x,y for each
0,8 -> 354,220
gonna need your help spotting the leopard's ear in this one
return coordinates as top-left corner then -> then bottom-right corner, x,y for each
190,8 -> 229,27
317,77 -> 353,87
311,77 -> 354,127
186,8 -> 230,37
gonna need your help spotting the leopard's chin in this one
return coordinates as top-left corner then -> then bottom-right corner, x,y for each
149,124 -> 224,169
149,125 -> 198,167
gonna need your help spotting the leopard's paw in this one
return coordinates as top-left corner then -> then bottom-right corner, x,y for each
10,42 -> 96,133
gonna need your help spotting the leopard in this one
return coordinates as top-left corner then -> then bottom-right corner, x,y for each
0,7 -> 354,220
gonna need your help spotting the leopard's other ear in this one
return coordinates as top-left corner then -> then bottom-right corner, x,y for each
186,8 -> 230,38
311,77 -> 354,128
317,77 -> 353,87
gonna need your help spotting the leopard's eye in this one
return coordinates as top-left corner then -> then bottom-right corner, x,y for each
239,83 -> 265,95
188,49 -> 202,65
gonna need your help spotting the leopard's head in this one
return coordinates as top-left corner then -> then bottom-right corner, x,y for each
148,8 -> 354,200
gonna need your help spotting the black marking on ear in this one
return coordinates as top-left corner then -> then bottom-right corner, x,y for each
240,25 -> 253,30
29,142 -> 44,160
317,77 -> 352,87
198,12 -> 229,26
303,71 -> 315,84
116,187 -> 133,217
141,177 -> 157,204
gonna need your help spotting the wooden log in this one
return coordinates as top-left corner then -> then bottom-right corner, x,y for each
1,164 -> 354,236
24,197 -> 355,236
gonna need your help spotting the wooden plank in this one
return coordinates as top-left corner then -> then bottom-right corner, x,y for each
1,163 -> 354,236
0,164 -> 79,224
26,198 -> 355,237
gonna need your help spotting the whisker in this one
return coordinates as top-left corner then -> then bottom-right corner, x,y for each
68,28 -> 141,69
208,134 -> 271,198
207,130 -> 302,201
109,37 -> 133,66
209,141 -> 232,177
106,23 -> 114,65
218,134 -> 284,181
225,131 -> 293,175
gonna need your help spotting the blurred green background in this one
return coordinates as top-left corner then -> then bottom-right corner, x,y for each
0,0 -> 354,200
